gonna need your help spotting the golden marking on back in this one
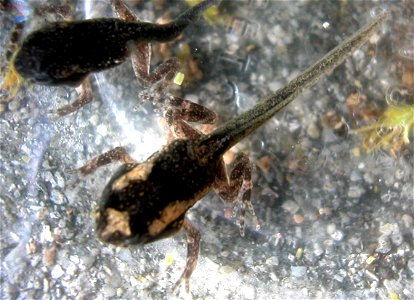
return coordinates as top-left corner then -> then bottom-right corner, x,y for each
148,186 -> 211,236
112,162 -> 154,191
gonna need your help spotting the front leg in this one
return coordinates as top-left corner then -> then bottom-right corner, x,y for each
68,146 -> 135,187
53,78 -> 93,117
41,4 -> 94,117
111,0 -> 179,86
133,56 -> 179,86
112,0 -> 218,140
214,153 -> 259,236
172,218 -> 201,293
75,146 -> 136,177
164,95 -> 217,139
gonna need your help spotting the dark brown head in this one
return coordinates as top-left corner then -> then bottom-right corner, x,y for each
95,139 -> 217,247
13,23 -> 90,86
14,19 -> 129,86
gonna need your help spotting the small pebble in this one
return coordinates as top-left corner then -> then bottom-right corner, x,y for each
407,258 -> 414,274
307,122 -> 320,139
326,223 -> 337,235
401,214 -> 413,228
219,265 -> 235,274
40,225 -> 54,243
51,264 -> 64,279
331,230 -> 344,241
376,235 -> 392,254
282,200 -> 300,214
347,185 -> 365,198
8,97 -> 21,111
293,214 -> 304,224
291,266 -> 307,277
97,124 -> 108,136
51,190 -> 65,205
43,246 -> 57,267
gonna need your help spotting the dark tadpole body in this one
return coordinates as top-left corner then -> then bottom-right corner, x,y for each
13,0 -> 219,86
94,12 -> 388,247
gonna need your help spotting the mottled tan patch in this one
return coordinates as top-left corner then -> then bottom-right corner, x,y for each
112,161 -> 154,191
148,187 -> 211,237
148,201 -> 190,236
100,208 -> 131,239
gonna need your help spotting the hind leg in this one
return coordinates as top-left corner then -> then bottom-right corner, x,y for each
214,153 -> 259,236
172,218 -> 201,293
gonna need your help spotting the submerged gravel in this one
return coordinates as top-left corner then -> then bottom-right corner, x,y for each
1,1 -> 413,299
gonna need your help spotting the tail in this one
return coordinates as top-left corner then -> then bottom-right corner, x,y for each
147,0 -> 220,42
176,0 -> 220,24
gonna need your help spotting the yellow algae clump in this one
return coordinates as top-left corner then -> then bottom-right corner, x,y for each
354,104 -> 414,154
0,64 -> 23,103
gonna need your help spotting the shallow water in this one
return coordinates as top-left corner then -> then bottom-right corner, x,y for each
1,1 -> 413,299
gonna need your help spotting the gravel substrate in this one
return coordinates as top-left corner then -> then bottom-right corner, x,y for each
1,1 -> 413,299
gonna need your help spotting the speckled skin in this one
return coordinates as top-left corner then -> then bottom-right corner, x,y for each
13,0 -> 219,86
95,13 -> 387,248
97,139 -> 217,246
